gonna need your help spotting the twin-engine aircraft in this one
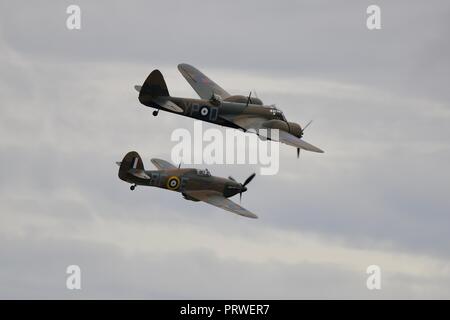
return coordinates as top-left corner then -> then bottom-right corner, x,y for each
135,63 -> 324,157
117,151 -> 257,219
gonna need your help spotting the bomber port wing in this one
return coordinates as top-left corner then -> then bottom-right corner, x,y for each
178,63 -> 231,100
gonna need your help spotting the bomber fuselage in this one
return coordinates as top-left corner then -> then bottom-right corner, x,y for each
138,95 -> 286,129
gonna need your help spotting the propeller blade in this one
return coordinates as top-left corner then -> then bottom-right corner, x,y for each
303,120 -> 313,131
246,91 -> 252,106
297,148 -> 300,158
239,191 -> 242,203
243,173 -> 256,186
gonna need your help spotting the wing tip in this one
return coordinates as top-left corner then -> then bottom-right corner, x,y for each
177,63 -> 191,72
240,210 -> 258,219
312,147 -> 325,153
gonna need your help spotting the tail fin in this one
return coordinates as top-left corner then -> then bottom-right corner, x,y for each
139,70 -> 170,99
118,151 -> 145,181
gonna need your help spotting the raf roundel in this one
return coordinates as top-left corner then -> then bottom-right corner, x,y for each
200,106 -> 209,117
167,176 -> 180,190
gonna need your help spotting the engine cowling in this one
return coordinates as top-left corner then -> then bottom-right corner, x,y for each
262,120 -> 303,137
286,122 -> 303,138
223,95 -> 264,105
262,119 -> 289,131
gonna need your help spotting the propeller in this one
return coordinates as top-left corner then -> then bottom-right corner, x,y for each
228,173 -> 256,202
303,120 -> 313,132
297,120 -> 313,158
240,173 -> 256,202
243,173 -> 256,186
246,91 -> 252,106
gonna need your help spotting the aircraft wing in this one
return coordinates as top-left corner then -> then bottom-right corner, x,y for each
151,158 -> 177,170
220,115 -> 324,153
183,190 -> 258,219
178,63 -> 231,100
277,130 -> 324,153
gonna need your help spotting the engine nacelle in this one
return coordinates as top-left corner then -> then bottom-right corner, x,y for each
223,95 -> 264,105
262,119 -> 289,131
287,122 -> 303,138
262,120 -> 303,137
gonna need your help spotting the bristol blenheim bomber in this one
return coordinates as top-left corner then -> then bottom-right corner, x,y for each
117,151 -> 257,218
135,64 -> 324,156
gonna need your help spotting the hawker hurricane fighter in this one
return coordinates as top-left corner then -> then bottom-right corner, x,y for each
117,151 -> 258,218
135,63 -> 324,156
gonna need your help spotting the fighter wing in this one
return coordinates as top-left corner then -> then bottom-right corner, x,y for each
183,190 -> 258,219
151,158 -> 177,170
178,63 -> 231,100
220,116 -> 324,153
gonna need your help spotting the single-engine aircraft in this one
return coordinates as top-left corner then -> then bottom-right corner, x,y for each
117,151 -> 258,219
135,63 -> 324,157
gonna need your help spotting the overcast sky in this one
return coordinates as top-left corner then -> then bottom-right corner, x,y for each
1,0 -> 449,299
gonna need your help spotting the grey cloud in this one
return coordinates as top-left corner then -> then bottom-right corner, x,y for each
1,0 -> 449,102
3,235 -> 448,299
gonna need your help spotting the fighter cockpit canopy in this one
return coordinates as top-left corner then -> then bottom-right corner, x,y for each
197,168 -> 211,177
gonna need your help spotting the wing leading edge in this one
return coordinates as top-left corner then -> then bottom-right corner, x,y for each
183,190 -> 258,219
220,116 -> 324,153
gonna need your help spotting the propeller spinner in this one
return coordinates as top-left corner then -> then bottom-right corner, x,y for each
229,173 -> 256,202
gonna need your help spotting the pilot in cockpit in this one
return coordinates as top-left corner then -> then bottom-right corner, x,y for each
197,168 -> 211,177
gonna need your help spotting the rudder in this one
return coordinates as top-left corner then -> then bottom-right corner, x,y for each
118,151 -> 144,180
139,69 -> 170,98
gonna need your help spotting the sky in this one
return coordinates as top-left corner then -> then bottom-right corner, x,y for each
0,0 -> 449,299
